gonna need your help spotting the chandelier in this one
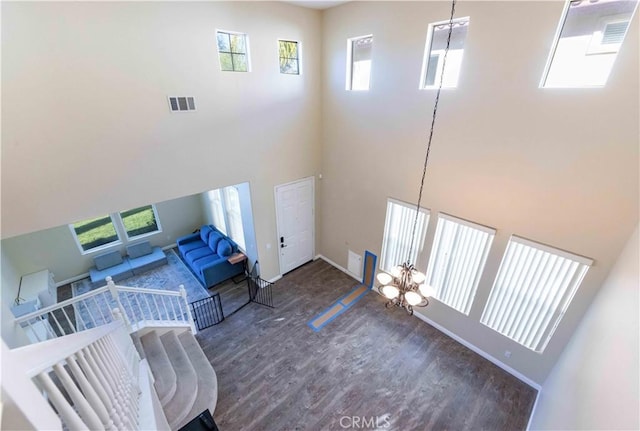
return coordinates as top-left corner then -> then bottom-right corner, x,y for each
376,0 -> 457,315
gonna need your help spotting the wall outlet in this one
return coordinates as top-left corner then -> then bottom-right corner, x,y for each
266,243 -> 271,250
504,350 -> 512,358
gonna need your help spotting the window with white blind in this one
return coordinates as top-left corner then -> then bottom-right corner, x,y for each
380,198 -> 430,273
223,186 -> 246,251
480,236 -> 593,353
347,35 -> 373,91
207,189 -> 227,236
425,214 -> 495,315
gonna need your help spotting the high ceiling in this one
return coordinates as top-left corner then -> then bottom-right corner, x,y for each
281,1 -> 349,10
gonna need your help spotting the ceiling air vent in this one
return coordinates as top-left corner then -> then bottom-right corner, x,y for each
168,96 -> 196,112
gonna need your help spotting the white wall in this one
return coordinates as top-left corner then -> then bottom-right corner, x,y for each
1,1 -> 322,282
529,225 -> 639,430
320,1 -> 638,384
1,252 -> 31,348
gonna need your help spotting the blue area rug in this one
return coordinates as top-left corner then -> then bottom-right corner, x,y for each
71,249 -> 210,328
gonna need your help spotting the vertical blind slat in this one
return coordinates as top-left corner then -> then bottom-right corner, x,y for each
481,237 -> 591,352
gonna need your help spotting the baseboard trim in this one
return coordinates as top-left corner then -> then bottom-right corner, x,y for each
56,273 -> 89,287
525,390 -> 542,430
315,254 -> 361,282
318,255 -> 541,390
267,275 -> 282,284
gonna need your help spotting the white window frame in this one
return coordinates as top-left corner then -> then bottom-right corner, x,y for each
278,39 -> 301,75
207,189 -> 227,236
419,17 -> 469,90
216,29 -> 251,72
222,186 -> 246,251
346,34 -> 373,91
425,213 -> 495,316
540,1 -> 639,88
69,215 -> 122,255
379,198 -> 430,273
205,186 -> 246,252
117,204 -> 163,241
480,235 -> 593,353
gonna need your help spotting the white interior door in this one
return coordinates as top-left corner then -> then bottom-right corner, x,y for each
275,177 -> 315,275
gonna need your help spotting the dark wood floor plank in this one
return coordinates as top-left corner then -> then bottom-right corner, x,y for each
196,259 -> 537,430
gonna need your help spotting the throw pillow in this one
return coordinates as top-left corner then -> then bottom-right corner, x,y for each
208,231 -> 223,251
200,225 -> 213,243
217,239 -> 233,257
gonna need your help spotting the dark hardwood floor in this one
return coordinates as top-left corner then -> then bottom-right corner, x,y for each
196,259 -> 537,430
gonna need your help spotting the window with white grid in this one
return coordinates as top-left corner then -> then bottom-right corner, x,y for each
481,236 -> 593,352
425,214 -> 495,315
380,198 -> 430,273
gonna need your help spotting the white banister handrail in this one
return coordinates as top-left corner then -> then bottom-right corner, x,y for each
14,278 -> 197,346
11,320 -> 124,377
15,285 -> 110,323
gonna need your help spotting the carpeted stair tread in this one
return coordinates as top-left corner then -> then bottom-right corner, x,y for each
160,331 -> 198,429
140,331 -> 176,407
174,331 -> 219,430
130,333 -> 146,360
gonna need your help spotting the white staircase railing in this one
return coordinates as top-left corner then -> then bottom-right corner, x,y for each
14,277 -> 196,344
4,310 -> 143,431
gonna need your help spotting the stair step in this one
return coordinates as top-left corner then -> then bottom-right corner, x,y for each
130,333 -> 146,360
140,331 -> 176,407
174,331 -> 218,430
159,331 -> 198,429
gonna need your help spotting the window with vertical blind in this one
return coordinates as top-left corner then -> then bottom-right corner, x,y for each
207,189 -> 227,235
425,214 -> 495,315
205,186 -> 246,251
481,236 -> 593,353
380,198 -> 430,273
223,186 -> 246,251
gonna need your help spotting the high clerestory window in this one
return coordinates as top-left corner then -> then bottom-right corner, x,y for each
346,35 -> 373,91
420,17 -> 470,89
278,40 -> 300,75
216,30 -> 250,72
541,0 -> 639,88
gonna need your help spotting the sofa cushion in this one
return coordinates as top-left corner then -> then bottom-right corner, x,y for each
208,231 -> 223,252
127,241 -> 153,259
200,226 -> 213,244
185,247 -> 214,266
216,239 -> 232,258
178,241 -> 207,256
94,251 -> 123,271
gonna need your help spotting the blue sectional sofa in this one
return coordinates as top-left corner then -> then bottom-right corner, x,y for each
176,225 -> 244,288
89,241 -> 167,285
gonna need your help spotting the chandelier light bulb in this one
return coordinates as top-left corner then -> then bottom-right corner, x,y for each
419,284 -> 436,298
382,285 -> 400,299
412,270 -> 426,284
376,272 -> 393,285
390,265 -> 402,278
405,291 -> 422,306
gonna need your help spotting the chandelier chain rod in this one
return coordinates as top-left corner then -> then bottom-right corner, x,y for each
406,0 -> 457,264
